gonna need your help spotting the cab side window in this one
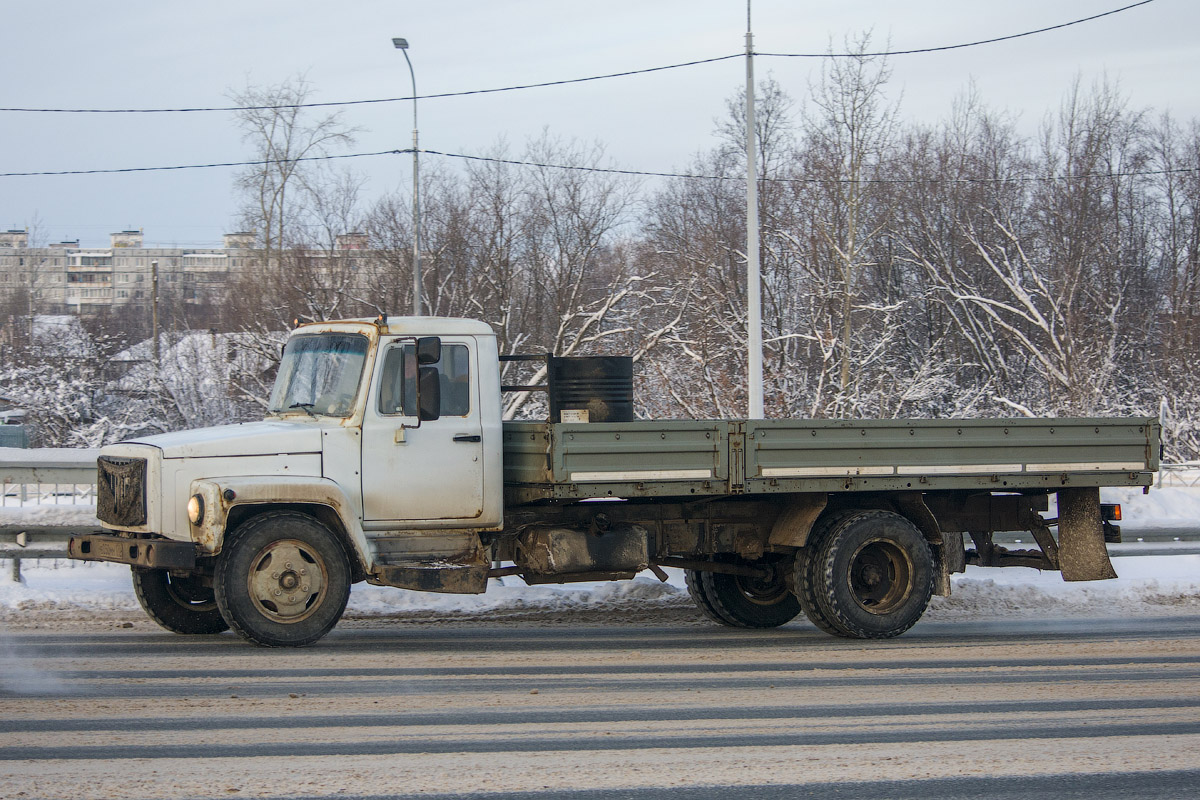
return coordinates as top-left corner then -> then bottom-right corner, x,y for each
377,343 -> 471,417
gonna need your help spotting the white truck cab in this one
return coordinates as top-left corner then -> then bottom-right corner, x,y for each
75,317 -> 504,645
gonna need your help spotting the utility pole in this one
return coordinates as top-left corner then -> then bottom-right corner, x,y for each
151,260 -> 159,365
745,0 -> 764,419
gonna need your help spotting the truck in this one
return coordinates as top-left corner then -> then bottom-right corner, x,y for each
68,316 -> 1160,647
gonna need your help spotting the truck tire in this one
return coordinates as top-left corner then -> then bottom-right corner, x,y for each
131,567 -> 229,635
684,568 -> 732,625
798,509 -> 934,639
214,511 -> 351,647
687,556 -> 801,628
794,509 -> 861,637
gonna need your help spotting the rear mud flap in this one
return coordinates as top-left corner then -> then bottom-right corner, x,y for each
1057,487 -> 1117,582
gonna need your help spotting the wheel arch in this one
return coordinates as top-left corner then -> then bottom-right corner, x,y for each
793,494 -> 943,547
189,476 -> 370,583
226,503 -> 368,583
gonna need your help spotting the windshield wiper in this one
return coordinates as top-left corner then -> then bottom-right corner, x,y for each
289,402 -> 318,418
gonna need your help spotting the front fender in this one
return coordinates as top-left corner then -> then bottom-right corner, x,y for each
188,476 -> 369,569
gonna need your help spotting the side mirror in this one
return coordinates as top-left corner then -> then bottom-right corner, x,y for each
418,366 -> 441,421
416,336 -> 441,366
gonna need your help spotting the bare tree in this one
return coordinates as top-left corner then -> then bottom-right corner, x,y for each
227,76 -> 362,328
803,33 -> 900,414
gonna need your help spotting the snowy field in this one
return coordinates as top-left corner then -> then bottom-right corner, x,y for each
2,485 -> 1199,625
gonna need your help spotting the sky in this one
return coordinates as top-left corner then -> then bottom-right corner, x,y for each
0,0 -> 1194,249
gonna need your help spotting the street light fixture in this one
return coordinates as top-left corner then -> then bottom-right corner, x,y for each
393,36 -> 422,316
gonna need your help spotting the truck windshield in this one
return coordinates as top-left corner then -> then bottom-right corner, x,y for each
268,333 -> 370,418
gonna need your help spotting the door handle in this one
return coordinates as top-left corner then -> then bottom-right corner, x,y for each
453,434 -> 482,443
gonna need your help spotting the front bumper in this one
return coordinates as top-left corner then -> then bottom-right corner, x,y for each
68,534 -> 196,570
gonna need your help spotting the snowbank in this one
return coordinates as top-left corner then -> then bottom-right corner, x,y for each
1103,484 -> 1200,528
0,505 -> 99,527
2,555 -> 1197,624
927,555 -> 1200,619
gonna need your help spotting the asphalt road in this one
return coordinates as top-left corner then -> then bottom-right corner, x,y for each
3,608 -> 1200,800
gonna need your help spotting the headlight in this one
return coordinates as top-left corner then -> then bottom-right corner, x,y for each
187,494 -> 205,525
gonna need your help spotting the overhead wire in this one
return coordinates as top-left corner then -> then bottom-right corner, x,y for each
0,151 -> 400,178
0,1 -> 1156,114
0,56 -> 743,114
760,0 -> 1156,58
4,147 -> 1194,186
425,148 -> 1200,184
0,1 -> 1171,187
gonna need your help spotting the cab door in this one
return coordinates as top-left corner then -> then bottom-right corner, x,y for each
360,337 -> 485,523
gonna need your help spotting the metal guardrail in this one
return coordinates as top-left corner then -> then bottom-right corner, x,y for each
0,527 -> 95,582
1158,463 -> 1200,488
1,447 -> 98,580
0,446 -> 98,486
3,449 -> 1200,582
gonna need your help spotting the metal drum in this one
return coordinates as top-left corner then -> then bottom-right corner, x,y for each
547,355 -> 633,423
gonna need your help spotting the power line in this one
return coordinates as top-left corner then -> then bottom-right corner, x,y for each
423,148 -> 1199,185
0,56 -> 743,114
4,145 -> 1196,184
0,2 -> 1156,115
423,149 -> 701,180
0,150 -> 401,178
761,0 -> 1156,58
4,145 -> 1194,185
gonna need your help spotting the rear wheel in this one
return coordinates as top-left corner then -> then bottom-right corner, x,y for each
687,556 -> 801,628
685,568 -> 730,625
214,512 -> 351,647
132,567 -> 229,635
796,510 -> 934,639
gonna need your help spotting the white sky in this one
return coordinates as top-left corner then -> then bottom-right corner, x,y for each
0,0 -> 1193,248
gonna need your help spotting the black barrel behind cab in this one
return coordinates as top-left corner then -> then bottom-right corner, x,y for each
547,355 -> 633,423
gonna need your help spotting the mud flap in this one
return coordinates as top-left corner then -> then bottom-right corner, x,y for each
1057,487 -> 1117,582
895,493 -> 955,597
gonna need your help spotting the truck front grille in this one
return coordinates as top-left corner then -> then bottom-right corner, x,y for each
97,456 -> 148,527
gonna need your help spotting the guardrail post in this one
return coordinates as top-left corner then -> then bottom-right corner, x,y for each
10,556 -> 22,584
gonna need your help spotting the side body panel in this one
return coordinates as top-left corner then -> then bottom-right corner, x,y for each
503,417 -> 1158,503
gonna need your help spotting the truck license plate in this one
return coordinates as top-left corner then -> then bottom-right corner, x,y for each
95,539 -> 128,561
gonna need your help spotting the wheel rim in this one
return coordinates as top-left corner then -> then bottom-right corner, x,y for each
164,573 -> 218,611
847,538 -> 913,614
735,564 -> 790,607
246,539 -> 328,623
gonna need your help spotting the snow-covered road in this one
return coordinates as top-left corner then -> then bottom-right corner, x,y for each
4,611 -> 1200,799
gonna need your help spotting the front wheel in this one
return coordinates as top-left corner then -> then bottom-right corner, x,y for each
132,567 -> 229,635
796,510 -> 934,639
214,512 -> 351,647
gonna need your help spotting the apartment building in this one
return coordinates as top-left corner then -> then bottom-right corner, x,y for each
0,229 -> 373,316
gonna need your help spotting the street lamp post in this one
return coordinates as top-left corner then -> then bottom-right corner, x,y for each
393,37 -> 422,316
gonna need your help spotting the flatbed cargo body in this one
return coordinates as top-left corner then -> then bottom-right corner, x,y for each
503,417 -> 1158,504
